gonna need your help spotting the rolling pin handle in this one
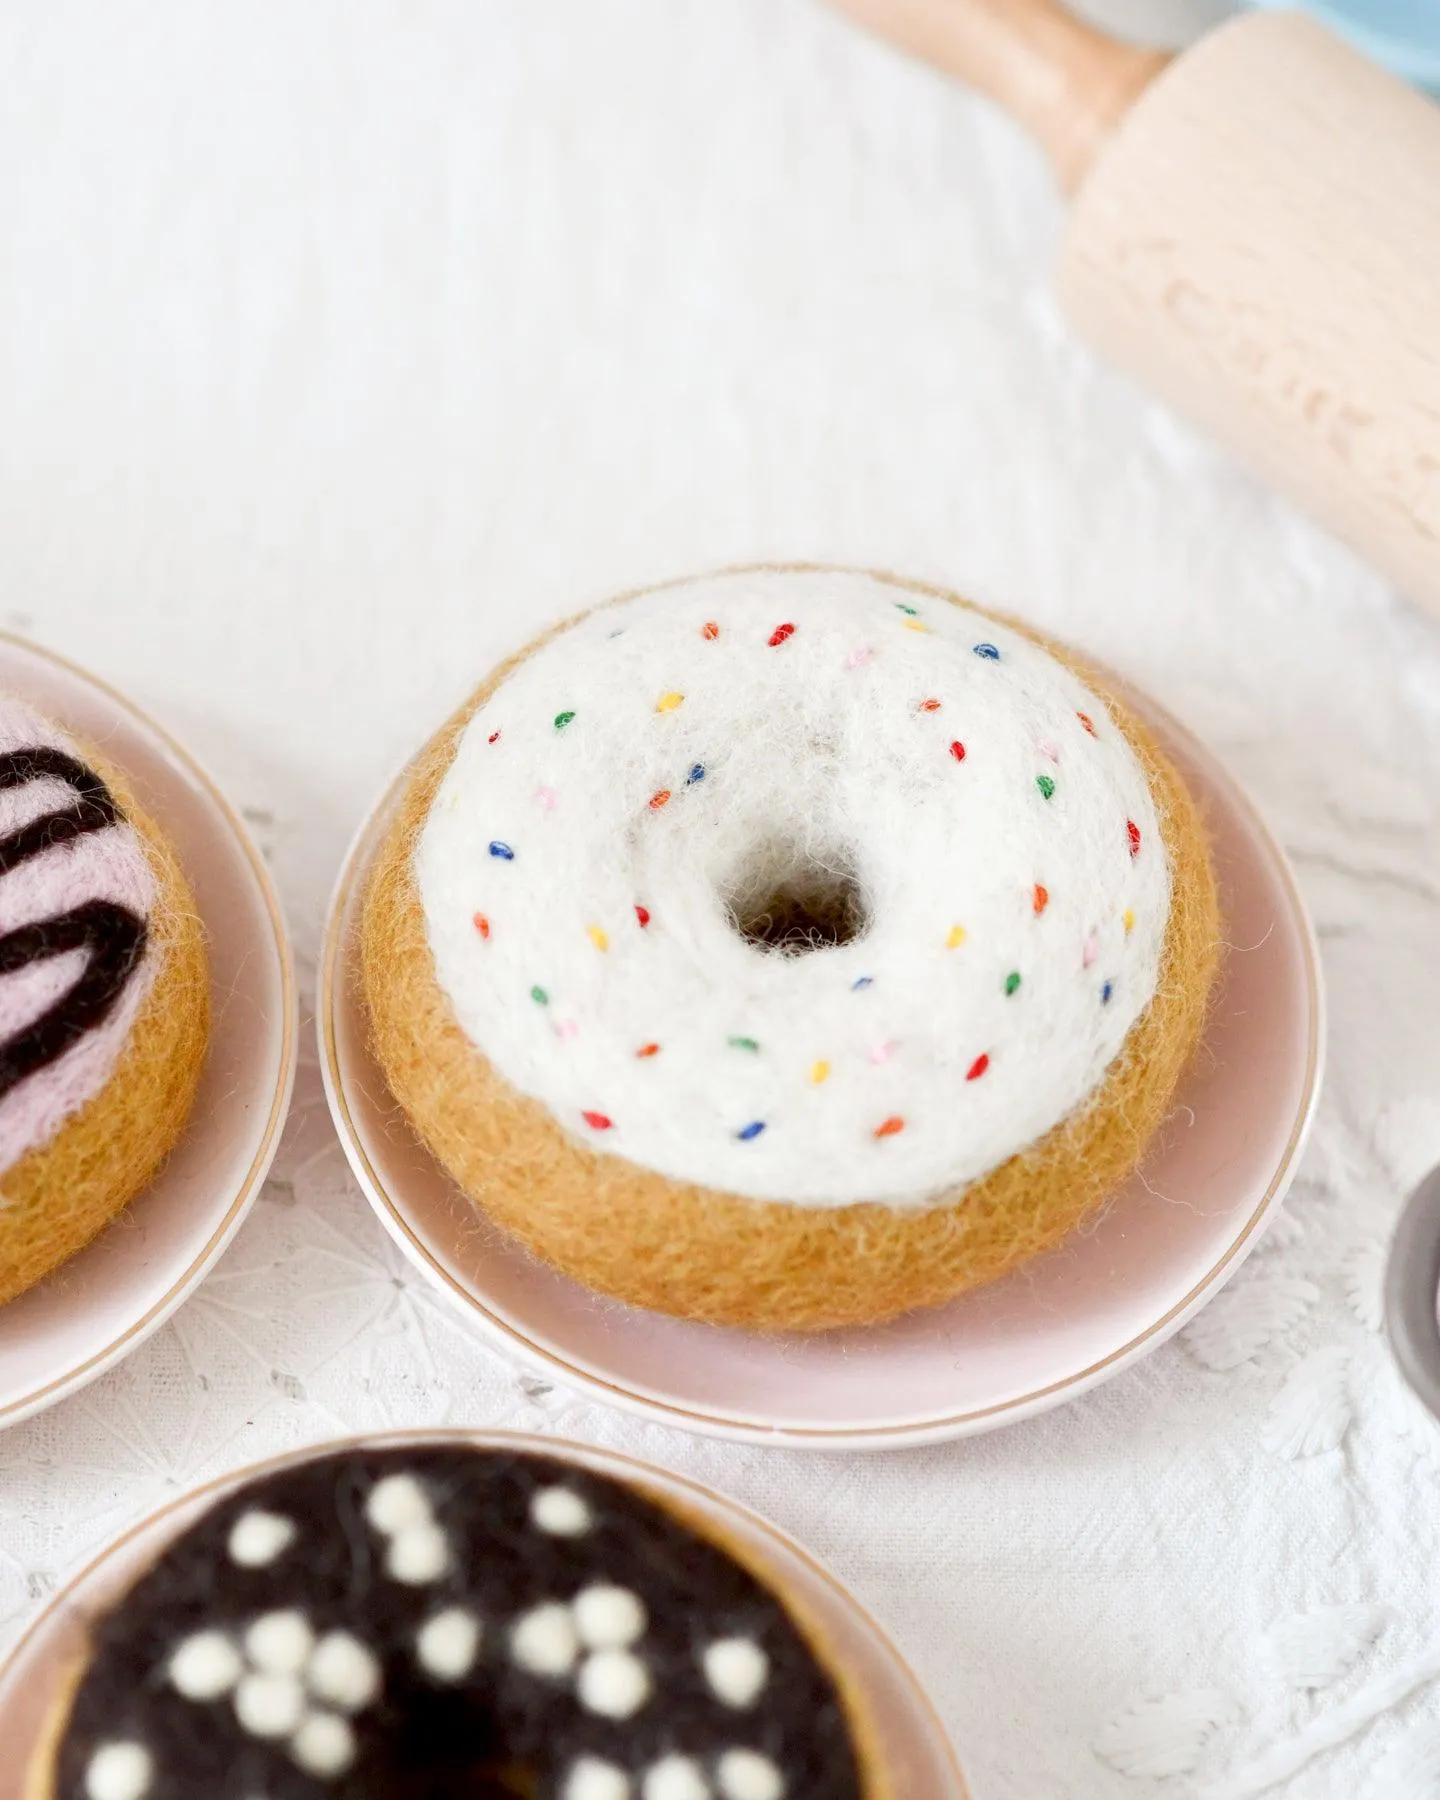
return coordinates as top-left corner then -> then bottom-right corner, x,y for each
828,0 -> 1170,191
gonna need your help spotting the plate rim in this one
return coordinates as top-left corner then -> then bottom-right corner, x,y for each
319,668 -> 1324,1450
0,1425 -> 970,1799
0,629 -> 299,1429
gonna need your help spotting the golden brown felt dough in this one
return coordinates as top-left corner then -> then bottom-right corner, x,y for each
362,571 -> 1219,1333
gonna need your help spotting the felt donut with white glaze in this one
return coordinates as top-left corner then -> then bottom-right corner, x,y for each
0,697 -> 209,1306
362,568 -> 1219,1332
28,1442 -> 887,1800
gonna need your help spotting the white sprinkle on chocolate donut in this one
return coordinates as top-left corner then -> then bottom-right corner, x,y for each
234,1672 -> 306,1739
306,1630 -> 382,1711
717,1750 -> 785,1800
573,1583 -> 646,1649
531,1485 -> 592,1536
386,1520 -> 450,1584
641,1756 -> 710,1800
366,1472 -> 433,1536
168,1630 -> 242,1700
244,1610 -> 315,1676
511,1601 -> 580,1676
564,1758 -> 633,1800
417,1607 -> 482,1681
577,1647 -> 651,1719
703,1639 -> 769,1709
227,1510 -> 296,1569
84,1744 -> 153,1800
290,1710 -> 357,1778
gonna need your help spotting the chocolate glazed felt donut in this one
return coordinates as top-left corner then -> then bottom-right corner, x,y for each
0,698 -> 209,1305
362,567 -> 1220,1333
31,1443 -> 887,1800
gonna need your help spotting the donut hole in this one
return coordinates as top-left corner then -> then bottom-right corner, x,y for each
393,1701 -> 537,1798
722,837 -> 869,956
400,1759 -> 536,1798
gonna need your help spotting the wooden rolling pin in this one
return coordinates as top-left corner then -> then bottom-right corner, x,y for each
829,0 -> 1440,614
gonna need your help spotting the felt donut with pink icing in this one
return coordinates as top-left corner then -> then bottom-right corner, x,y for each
0,696 -> 209,1307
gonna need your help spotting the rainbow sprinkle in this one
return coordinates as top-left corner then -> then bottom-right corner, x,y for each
554,711 -> 576,731
489,841 -> 515,861
737,1120 -> 766,1141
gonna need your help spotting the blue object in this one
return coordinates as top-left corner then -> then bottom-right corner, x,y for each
1247,0 -> 1440,88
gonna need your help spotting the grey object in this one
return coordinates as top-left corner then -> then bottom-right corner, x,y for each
1385,1165 -> 1440,1421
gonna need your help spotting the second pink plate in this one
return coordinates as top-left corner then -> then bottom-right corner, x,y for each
321,687 -> 1322,1449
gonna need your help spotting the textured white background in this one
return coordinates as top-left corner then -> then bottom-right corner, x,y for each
3,3 -> 1440,1796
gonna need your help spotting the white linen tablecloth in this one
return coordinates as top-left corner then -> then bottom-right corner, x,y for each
3,4 -> 1440,1794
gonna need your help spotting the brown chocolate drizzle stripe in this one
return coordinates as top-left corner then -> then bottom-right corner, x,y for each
0,746 -> 125,871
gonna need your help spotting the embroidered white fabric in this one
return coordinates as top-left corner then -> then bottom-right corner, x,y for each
417,569 -> 1168,1206
2,2 -> 1440,1797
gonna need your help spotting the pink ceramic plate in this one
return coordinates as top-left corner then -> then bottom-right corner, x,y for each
0,1428 -> 967,1798
0,634 -> 296,1429
321,686 -> 1322,1449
